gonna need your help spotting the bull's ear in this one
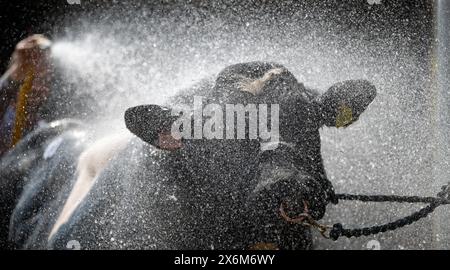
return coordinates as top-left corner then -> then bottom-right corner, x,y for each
319,80 -> 376,128
124,105 -> 177,147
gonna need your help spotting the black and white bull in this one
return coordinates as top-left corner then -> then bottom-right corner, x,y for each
0,61 -> 376,250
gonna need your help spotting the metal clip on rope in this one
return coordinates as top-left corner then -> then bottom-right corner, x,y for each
280,201 -> 332,239
282,183 -> 450,241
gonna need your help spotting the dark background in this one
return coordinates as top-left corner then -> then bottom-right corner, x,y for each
0,0 -> 434,72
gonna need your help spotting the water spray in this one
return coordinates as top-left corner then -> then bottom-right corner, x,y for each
2,1 -> 447,250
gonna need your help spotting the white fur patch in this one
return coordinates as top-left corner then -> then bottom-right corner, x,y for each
238,68 -> 284,95
49,133 -> 131,240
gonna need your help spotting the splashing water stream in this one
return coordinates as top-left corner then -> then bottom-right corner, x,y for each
39,2 -> 448,249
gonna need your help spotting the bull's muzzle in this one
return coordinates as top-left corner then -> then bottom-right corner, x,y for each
244,143 -> 329,249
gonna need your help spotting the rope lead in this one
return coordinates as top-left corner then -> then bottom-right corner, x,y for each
285,183 -> 450,241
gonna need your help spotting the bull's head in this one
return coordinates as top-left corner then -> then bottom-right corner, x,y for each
124,61 -> 376,249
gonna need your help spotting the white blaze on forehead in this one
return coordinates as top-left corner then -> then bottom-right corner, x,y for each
238,68 -> 284,95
